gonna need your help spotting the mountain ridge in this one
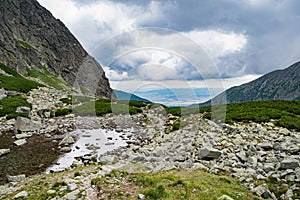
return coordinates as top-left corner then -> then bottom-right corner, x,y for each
0,0 -> 114,98
199,61 -> 300,106
113,89 -> 151,102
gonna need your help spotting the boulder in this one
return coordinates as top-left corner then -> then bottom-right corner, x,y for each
59,135 -> 75,146
14,139 -> 27,146
0,89 -> 7,100
251,184 -> 275,199
16,106 -> 31,114
0,149 -> 10,156
0,186 -> 6,196
67,183 -> 78,191
13,191 -> 28,199
236,151 -> 247,162
280,159 -> 299,170
7,174 -> 26,182
15,117 -> 41,132
15,132 -> 32,139
198,148 -> 222,160
218,195 -> 234,200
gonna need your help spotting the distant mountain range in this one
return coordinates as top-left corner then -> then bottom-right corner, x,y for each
113,90 -> 151,102
200,61 -> 300,107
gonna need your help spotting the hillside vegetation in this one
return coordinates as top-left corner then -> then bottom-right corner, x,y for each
166,100 -> 300,131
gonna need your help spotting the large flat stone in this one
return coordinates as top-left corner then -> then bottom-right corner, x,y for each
7,174 -> 26,183
14,139 -> 27,146
0,149 -> 10,156
15,132 -> 32,139
198,148 -> 222,160
280,159 -> 300,169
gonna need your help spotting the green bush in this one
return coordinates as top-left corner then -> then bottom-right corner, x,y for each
0,96 -> 32,118
55,108 -> 72,117
198,100 -> 300,131
0,63 -> 21,77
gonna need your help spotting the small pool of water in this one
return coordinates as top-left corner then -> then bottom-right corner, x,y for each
46,129 -> 128,172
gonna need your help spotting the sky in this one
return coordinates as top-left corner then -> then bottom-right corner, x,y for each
37,0 -> 300,93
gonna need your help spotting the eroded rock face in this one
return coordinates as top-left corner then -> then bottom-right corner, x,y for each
0,0 -> 115,98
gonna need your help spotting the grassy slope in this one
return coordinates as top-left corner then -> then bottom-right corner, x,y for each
1,166 -> 260,200
166,100 -> 300,131
56,96 -> 148,117
0,63 -> 43,93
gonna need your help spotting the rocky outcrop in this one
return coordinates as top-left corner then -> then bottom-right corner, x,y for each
0,0 -> 114,98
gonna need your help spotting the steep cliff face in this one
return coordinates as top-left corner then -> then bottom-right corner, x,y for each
0,0 -> 114,98
201,61 -> 300,106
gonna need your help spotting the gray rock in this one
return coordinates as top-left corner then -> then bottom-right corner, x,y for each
62,189 -> 80,200
15,132 -> 32,139
286,175 -> 295,182
7,174 -> 26,182
15,117 -> 41,132
60,147 -> 72,152
14,191 -> 28,199
67,183 -> 78,191
236,151 -> 247,162
47,190 -> 56,194
0,149 -> 10,156
0,186 -> 7,196
59,135 -> 75,146
218,195 -> 234,200
0,89 -> 7,100
257,142 -> 273,150
285,189 -> 293,199
251,184 -> 275,199
198,148 -> 222,160
280,159 -> 299,169
16,106 -> 31,114
14,139 -> 27,146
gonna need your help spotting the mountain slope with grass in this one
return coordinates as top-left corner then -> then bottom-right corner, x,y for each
0,0 -> 114,97
201,61 -> 300,106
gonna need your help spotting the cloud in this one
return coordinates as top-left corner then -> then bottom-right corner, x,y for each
37,0 -> 300,83
92,28 -> 247,81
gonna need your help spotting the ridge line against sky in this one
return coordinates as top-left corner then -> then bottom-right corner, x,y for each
37,0 -> 300,91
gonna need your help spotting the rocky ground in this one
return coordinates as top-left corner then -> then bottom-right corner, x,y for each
1,87 -> 300,199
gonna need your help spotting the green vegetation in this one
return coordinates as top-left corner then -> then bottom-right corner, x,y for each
223,100 -> 300,131
0,63 -> 43,93
73,99 -> 144,116
165,100 -> 300,131
254,177 -> 300,199
91,169 -> 259,199
27,67 -> 67,90
0,96 -> 32,119
18,40 -> 33,49
56,97 -> 147,117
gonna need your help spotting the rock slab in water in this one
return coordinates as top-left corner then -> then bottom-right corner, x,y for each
0,149 -> 10,156
59,135 -> 75,146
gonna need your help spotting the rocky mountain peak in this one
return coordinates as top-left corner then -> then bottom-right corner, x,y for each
0,0 -> 114,98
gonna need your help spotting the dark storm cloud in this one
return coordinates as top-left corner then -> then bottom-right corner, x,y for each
38,0 -> 300,79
